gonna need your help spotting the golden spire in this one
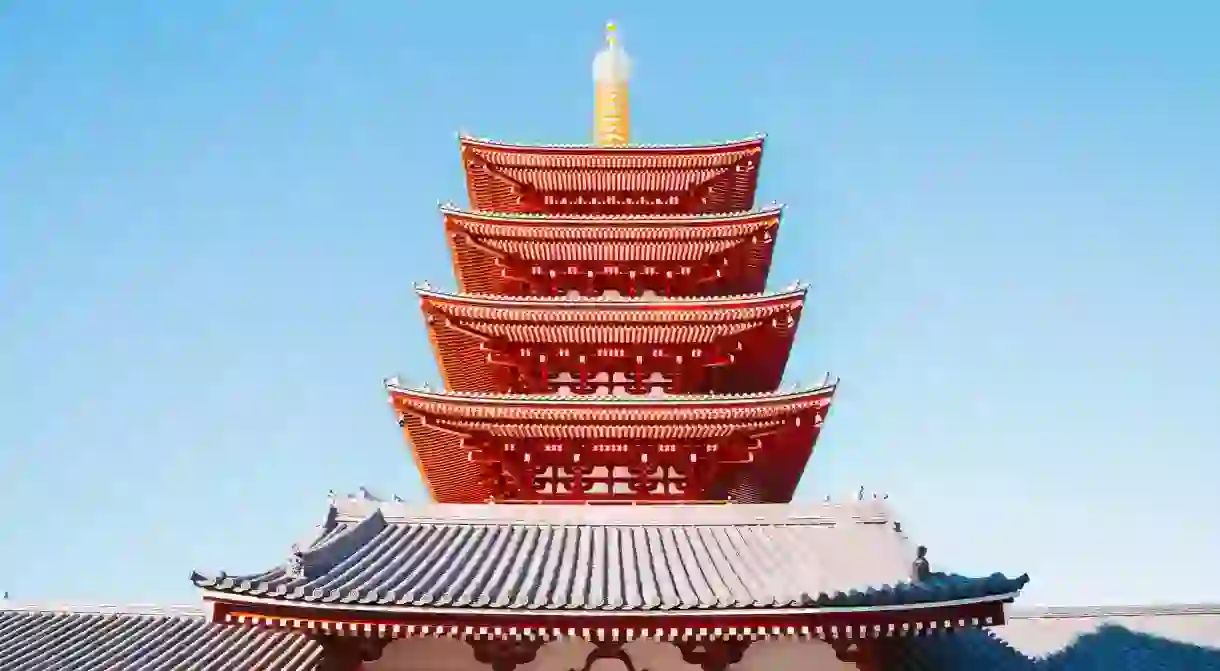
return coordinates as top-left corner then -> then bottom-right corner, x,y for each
592,21 -> 631,146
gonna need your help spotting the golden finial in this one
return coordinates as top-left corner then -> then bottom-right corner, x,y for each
593,21 -> 631,145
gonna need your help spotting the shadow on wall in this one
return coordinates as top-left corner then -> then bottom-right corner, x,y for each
899,625 -> 1220,670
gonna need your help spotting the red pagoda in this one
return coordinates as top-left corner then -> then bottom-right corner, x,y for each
0,23 -> 1057,671
185,23 -> 1029,670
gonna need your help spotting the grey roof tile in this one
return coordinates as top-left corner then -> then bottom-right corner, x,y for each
0,604 -> 322,671
890,605 -> 1220,669
193,500 -> 1028,611
8,601 -> 1220,670
999,604 -> 1220,658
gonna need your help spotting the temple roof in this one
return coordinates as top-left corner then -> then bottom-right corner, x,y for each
0,603 -> 322,671
458,136 -> 765,214
441,203 -> 783,229
458,135 -> 767,154
386,381 -> 835,415
417,286 -> 805,395
387,385 -> 836,502
417,285 -> 804,341
4,601 -> 1218,669
442,205 -> 782,297
192,499 -> 1025,615
417,284 -> 805,312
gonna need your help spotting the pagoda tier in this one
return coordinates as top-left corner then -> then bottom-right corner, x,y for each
459,136 -> 765,215
442,205 -> 782,298
194,498 -> 1029,646
385,382 -> 835,504
418,286 -> 806,396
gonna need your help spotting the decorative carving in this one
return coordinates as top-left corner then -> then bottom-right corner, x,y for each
572,642 -> 648,671
315,635 -> 389,671
285,545 -> 305,580
912,545 -> 931,582
674,640 -> 750,671
467,638 -> 546,671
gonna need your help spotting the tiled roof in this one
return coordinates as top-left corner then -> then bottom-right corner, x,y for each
0,603 -> 321,671
459,137 -> 764,214
385,385 -> 836,503
384,381 -> 836,412
440,203 -> 783,225
192,500 -> 1027,612
890,605 -> 1220,669
417,286 -> 805,396
999,604 -> 1220,658
441,206 -> 781,298
7,601 -> 1218,670
457,136 -> 767,152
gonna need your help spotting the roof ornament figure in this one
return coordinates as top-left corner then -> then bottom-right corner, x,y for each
593,22 -> 632,146
912,545 -> 931,582
286,544 -> 305,581
857,485 -> 865,501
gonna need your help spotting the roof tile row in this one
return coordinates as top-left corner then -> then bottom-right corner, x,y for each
0,606 -> 321,671
193,501 -> 1026,612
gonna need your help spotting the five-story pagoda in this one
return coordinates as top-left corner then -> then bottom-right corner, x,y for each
193,24 -> 1028,671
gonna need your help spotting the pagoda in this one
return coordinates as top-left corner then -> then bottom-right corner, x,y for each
190,24 -> 1029,671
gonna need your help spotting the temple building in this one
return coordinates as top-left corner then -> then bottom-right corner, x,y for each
4,23 -> 1220,671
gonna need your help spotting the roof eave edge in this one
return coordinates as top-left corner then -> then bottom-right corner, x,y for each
457,135 -> 766,152
438,203 -> 785,222
201,590 -> 1021,618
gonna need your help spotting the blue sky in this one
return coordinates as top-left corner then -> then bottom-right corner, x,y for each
1,1 -> 1217,608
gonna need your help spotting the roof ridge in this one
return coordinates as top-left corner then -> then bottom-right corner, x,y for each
328,497 -> 897,523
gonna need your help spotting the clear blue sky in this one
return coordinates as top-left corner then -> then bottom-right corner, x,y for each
1,1 -> 1217,608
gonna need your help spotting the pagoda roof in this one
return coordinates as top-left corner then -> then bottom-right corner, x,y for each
458,136 -> 765,214
458,134 -> 767,155
417,284 -> 805,324
387,384 -> 836,503
193,498 -> 1027,620
442,206 -> 782,297
417,286 -> 806,395
441,203 -> 783,228
0,603 -> 321,670
386,381 -> 835,416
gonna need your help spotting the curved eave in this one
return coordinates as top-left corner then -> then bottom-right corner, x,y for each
458,134 -> 766,156
385,381 -> 837,412
416,284 -> 806,313
201,588 -> 1025,616
440,204 -> 784,228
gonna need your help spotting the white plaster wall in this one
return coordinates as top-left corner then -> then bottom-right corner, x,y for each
366,636 -> 857,671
